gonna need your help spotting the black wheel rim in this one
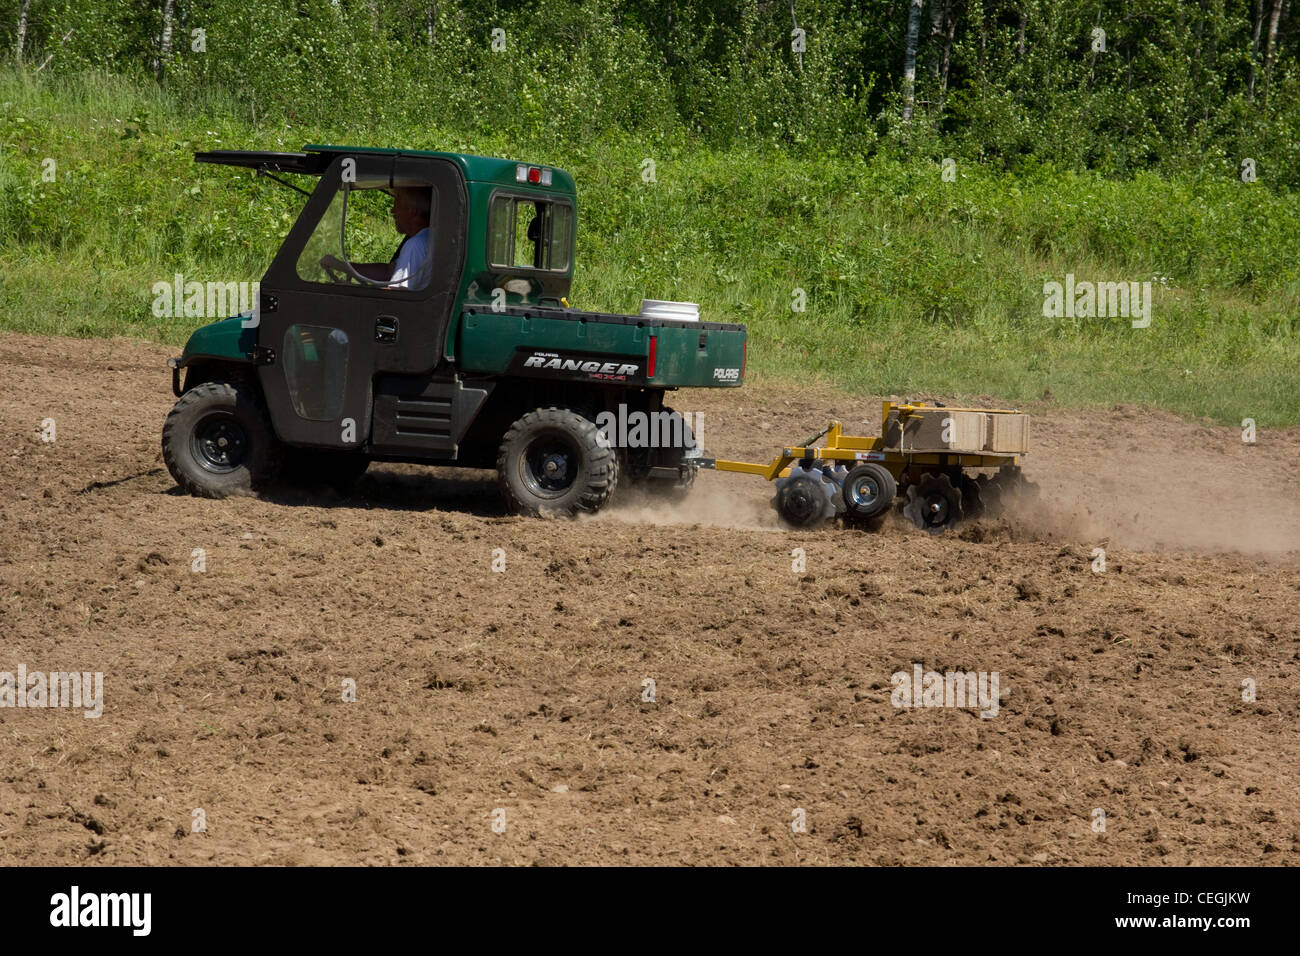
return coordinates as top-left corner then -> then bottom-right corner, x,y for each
521,432 -> 581,499
193,414 -> 248,473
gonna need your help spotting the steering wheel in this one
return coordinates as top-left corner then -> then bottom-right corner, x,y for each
320,258 -> 357,285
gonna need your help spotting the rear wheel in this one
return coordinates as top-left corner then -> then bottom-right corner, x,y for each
619,406 -> 699,500
497,407 -> 618,517
162,381 -> 279,498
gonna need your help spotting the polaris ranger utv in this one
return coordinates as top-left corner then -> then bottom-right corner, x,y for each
162,146 -> 746,516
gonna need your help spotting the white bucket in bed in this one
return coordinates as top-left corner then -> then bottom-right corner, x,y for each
640,299 -> 700,322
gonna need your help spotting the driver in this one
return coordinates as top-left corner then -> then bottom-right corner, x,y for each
321,186 -> 432,289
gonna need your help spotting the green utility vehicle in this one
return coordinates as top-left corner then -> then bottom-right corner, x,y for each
162,146 -> 747,516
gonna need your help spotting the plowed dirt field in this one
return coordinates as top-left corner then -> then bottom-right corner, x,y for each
2,332 -> 1297,865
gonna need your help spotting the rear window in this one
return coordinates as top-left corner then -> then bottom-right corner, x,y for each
488,195 -> 572,272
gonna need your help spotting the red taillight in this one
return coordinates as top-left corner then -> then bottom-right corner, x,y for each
517,165 -> 553,185
647,335 -> 657,378
740,339 -> 747,381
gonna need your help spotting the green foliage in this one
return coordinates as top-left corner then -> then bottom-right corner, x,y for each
0,0 -> 1298,424
6,1 -> 1300,181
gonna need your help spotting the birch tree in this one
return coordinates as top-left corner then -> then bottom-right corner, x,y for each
15,0 -> 31,63
902,0 -> 923,122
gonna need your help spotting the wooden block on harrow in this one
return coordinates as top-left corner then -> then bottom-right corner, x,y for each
901,410 -> 987,453
985,413 -> 1031,453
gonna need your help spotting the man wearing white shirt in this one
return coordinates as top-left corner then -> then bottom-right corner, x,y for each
321,186 -> 432,290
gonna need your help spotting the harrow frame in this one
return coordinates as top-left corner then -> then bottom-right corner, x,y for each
698,402 -> 1023,481
697,402 -> 1032,532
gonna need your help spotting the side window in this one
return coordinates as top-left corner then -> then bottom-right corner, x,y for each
487,195 -> 572,272
295,179 -> 436,292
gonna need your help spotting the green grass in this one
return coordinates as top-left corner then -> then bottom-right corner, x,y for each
2,68 -> 1297,426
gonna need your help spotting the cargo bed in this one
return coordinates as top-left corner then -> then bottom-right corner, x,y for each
453,304 -> 747,389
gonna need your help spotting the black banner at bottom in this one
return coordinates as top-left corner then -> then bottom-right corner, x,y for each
0,864 -> 1272,942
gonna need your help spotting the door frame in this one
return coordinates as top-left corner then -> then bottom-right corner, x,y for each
255,153 -> 467,449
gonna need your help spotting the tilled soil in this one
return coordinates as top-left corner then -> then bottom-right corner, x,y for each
1,331 -> 1297,865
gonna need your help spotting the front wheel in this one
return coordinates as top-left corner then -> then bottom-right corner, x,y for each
162,381 -> 280,498
497,407 -> 618,517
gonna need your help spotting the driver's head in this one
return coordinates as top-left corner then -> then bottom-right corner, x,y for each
391,187 -> 432,237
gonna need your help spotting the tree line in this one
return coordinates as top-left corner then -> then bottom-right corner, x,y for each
5,1 -> 1298,185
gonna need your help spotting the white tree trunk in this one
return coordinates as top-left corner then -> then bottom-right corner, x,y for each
157,0 -> 175,79
902,0 -> 923,122
1263,0 -> 1285,98
15,0 -> 31,63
